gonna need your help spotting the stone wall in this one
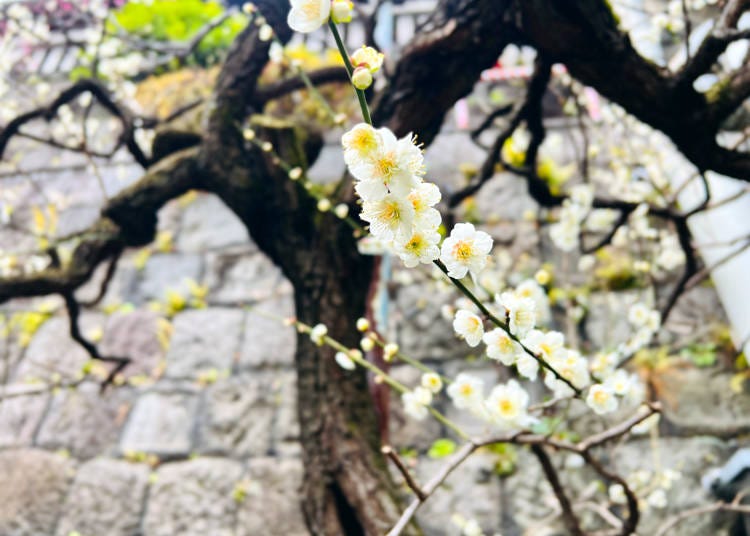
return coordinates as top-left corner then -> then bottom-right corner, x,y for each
0,105 -> 748,536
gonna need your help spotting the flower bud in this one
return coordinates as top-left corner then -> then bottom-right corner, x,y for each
351,46 -> 384,73
356,318 -> 370,332
317,198 -> 332,212
360,337 -> 374,352
383,343 -> 399,362
351,66 -> 373,90
259,24 -> 273,41
334,203 -> 349,219
331,0 -> 354,23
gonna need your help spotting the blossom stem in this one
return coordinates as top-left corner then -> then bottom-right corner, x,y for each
370,336 -> 450,381
434,259 -> 581,395
328,19 -> 372,125
296,320 -> 468,440
326,16 -> 578,396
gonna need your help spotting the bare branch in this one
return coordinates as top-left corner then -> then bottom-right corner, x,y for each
254,66 -> 350,104
655,489 -> 750,536
675,0 -> 750,87
382,445 -> 426,501
0,78 -> 149,167
62,291 -> 129,389
449,57 -> 552,208
531,444 -> 585,536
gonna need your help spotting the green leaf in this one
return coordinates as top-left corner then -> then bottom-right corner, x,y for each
680,343 -> 717,368
427,439 -> 457,459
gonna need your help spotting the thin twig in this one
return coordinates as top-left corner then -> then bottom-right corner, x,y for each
382,445 -> 426,500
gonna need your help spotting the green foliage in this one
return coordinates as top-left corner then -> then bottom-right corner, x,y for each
530,416 -> 563,436
111,0 -> 247,66
427,438 -> 457,459
680,343 -> 718,368
484,443 -> 517,476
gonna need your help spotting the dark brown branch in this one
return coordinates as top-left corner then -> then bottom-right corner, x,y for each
470,103 -> 514,145
711,62 -> 750,124
382,445 -> 426,501
372,0 -> 519,143
0,78 -> 149,167
0,148 -> 199,304
449,57 -> 551,207
79,251 -> 121,308
389,404 -> 660,535
581,208 -> 631,254
531,444 -> 585,536
675,0 -> 750,88
660,218 -> 698,323
254,66 -> 350,104
656,496 -> 750,536
63,291 -> 129,389
580,451 -> 640,536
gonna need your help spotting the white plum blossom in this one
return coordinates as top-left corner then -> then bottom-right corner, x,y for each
351,45 -> 384,73
440,223 -> 493,279
287,0 -> 330,33
350,128 -> 423,200
647,489 -> 668,509
586,384 -> 618,415
523,329 -> 565,362
483,328 -> 521,366
515,279 -> 551,325
589,352 -> 618,377
485,380 -> 533,430
498,292 -> 536,337
604,369 -> 635,396
342,123 -> 380,167
421,372 -> 443,394
516,354 -> 539,381
586,208 -> 619,232
394,229 -> 441,267
453,309 -> 484,347
402,387 -> 433,420
340,124 -> 446,266
550,205 -> 581,251
360,194 -> 415,241
407,182 -> 442,230
609,483 -> 627,504
447,373 -> 484,411
570,183 -> 594,211
627,303 -> 660,337
655,232 -> 685,271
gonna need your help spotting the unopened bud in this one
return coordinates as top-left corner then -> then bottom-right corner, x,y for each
331,0 -> 354,23
317,198 -> 332,212
351,66 -> 373,90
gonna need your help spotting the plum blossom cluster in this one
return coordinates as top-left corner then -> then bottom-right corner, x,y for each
549,184 -> 594,251
343,123 -> 495,276
450,281 -> 645,417
286,0 -> 651,434
609,466 -> 681,513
